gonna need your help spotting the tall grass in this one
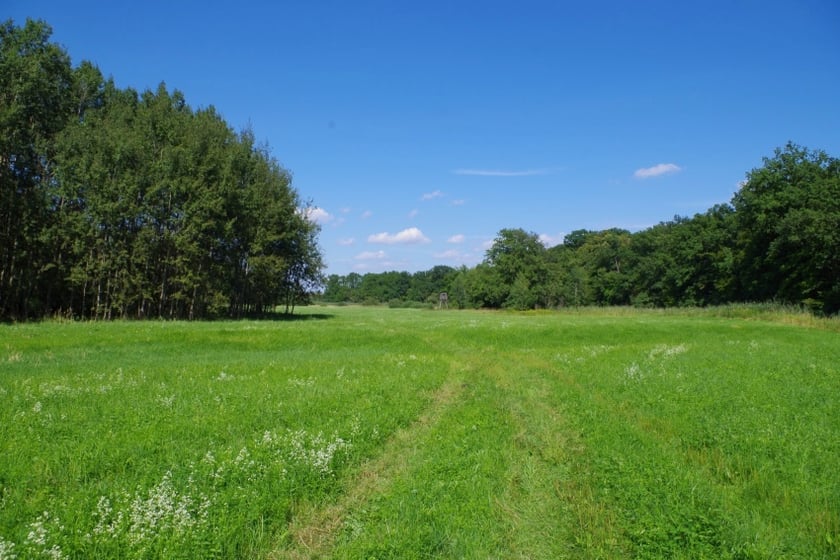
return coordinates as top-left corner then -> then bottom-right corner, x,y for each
1,307 -> 838,558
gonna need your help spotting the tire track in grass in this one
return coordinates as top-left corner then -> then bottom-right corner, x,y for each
492,353 -> 627,558
268,377 -> 465,560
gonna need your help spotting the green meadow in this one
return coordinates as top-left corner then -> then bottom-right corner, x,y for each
1,307 -> 838,559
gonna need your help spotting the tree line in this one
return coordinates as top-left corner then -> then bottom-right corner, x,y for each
323,143 -> 839,315
1,19 -> 323,320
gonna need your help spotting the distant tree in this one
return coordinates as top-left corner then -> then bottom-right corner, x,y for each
0,18 -> 325,320
280,210 -> 324,314
631,206 -> 737,307
484,228 -> 549,308
408,265 -> 456,303
447,266 -> 470,309
573,228 -> 633,305
732,143 -> 840,314
0,19 -> 73,318
545,242 -> 588,307
322,274 -> 350,302
464,263 -> 506,308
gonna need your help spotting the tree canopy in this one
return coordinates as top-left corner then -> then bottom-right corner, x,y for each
322,143 -> 839,316
4,19 -> 837,318
0,19 -> 323,320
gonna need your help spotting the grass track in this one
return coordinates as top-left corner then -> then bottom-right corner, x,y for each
1,306 -> 838,558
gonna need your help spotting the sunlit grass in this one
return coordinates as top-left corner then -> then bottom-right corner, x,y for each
1,306 -> 838,558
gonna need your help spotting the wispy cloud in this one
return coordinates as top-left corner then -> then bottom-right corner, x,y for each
338,237 -> 355,246
355,250 -> 387,260
421,190 -> 444,201
368,227 -> 430,244
634,163 -> 682,179
433,249 -> 463,259
301,206 -> 333,224
539,233 -> 564,247
452,168 -> 548,177
360,210 -> 373,219
447,234 -> 465,244
408,209 -> 419,218
451,199 -> 466,206
433,248 -> 479,265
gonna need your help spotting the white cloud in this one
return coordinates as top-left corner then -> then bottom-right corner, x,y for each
421,190 -> 444,200
433,249 -> 480,266
338,237 -> 355,246
539,233 -> 564,247
634,163 -> 682,179
433,249 -> 463,259
447,234 -> 465,244
361,210 -> 373,219
355,250 -> 387,260
451,199 -> 466,206
408,209 -> 419,218
368,227 -> 430,244
301,206 -> 333,224
453,168 -> 547,177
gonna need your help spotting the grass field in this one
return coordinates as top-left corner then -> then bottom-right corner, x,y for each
1,306 -> 838,559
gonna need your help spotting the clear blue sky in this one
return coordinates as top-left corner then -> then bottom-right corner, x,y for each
8,1 -> 840,275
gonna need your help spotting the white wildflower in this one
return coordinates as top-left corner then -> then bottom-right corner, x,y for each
0,536 -> 17,560
126,471 -> 210,544
24,512 -> 64,558
648,343 -> 688,360
625,363 -> 642,380
288,377 -> 314,387
32,402 -> 42,414
202,450 -> 216,465
286,430 -> 352,475
25,514 -> 48,547
233,447 -> 250,466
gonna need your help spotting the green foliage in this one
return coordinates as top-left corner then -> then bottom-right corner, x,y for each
6,18 -> 838,318
325,144 -> 839,317
322,266 -> 456,305
0,19 -> 323,320
484,228 -> 550,308
631,206 -> 737,307
0,19 -> 74,319
732,142 -> 840,314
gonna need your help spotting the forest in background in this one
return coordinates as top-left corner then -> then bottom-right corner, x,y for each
323,143 -> 840,315
3,19 -> 838,320
1,19 -> 323,320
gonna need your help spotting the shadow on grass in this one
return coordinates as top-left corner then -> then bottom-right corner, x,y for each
244,310 -> 335,322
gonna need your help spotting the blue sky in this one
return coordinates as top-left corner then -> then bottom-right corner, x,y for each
8,1 -> 840,275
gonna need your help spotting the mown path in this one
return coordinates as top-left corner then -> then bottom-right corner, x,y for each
273,378 -> 466,559
266,308 -> 840,559
4,307 -> 836,559
270,328 -> 605,559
